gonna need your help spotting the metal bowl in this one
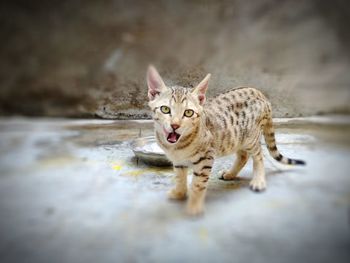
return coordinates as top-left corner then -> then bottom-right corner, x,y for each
131,136 -> 172,166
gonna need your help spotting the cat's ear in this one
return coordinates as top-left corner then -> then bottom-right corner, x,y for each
147,65 -> 167,101
192,73 -> 211,105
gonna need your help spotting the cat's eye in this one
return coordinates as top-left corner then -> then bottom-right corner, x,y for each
184,109 -> 194,118
160,105 -> 171,114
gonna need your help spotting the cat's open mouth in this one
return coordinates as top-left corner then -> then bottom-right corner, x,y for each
167,132 -> 181,144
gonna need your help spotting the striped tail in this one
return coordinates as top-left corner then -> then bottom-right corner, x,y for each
263,118 -> 306,166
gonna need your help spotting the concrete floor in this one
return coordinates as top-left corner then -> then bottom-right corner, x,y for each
0,117 -> 349,263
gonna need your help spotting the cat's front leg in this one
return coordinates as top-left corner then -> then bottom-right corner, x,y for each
187,157 -> 213,216
168,165 -> 188,200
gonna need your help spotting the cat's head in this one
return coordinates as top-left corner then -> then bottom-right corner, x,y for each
146,65 -> 211,145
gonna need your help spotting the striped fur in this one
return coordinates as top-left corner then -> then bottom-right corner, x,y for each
147,66 -> 305,215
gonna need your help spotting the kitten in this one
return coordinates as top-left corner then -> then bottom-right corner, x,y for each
146,65 -> 305,215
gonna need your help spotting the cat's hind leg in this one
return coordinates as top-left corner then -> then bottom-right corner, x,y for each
248,145 -> 266,191
219,150 -> 249,180
242,129 -> 266,191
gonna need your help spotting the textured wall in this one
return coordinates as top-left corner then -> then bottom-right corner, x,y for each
0,0 -> 349,118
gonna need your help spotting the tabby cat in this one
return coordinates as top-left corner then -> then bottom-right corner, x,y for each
147,65 -> 305,215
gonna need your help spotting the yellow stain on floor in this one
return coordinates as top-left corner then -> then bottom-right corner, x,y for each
124,169 -> 147,176
110,161 -> 125,171
38,155 -> 77,168
110,160 -> 172,177
123,168 -> 168,177
198,227 -> 208,243
111,164 -> 122,171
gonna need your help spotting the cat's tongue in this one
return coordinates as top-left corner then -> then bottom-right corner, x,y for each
167,132 -> 180,143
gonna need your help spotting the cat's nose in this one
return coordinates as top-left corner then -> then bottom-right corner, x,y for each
171,124 -> 180,130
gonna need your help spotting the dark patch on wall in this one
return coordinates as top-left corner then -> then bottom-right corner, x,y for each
0,0 -> 349,118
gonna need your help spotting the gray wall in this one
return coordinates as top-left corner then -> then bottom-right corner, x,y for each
0,0 -> 349,118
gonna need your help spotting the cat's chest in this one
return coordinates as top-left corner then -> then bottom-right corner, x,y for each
163,147 -> 193,164
159,138 -> 211,164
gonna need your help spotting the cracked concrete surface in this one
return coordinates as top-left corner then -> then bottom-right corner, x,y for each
0,117 -> 349,263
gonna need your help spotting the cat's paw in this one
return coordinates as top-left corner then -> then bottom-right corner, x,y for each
167,188 -> 187,200
186,203 -> 204,216
249,177 -> 266,192
218,170 -> 237,181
